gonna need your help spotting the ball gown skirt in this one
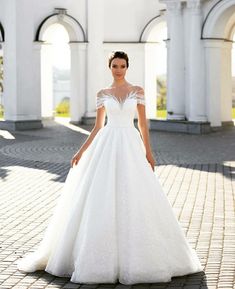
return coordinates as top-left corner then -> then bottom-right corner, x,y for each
17,88 -> 204,284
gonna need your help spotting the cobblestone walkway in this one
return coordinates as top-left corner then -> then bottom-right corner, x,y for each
0,118 -> 234,289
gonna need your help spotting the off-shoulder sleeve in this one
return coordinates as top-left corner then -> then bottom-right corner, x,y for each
96,90 -> 106,109
136,86 -> 145,106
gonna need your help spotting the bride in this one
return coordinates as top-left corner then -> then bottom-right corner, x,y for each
17,50 -> 204,284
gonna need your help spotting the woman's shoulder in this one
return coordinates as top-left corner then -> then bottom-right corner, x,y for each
131,85 -> 145,97
97,88 -> 104,97
97,84 -> 144,96
97,87 -> 111,97
131,85 -> 144,91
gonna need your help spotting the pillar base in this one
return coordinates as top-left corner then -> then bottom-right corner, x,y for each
77,115 -> 97,126
70,117 -> 235,134
71,116 -> 140,128
210,121 -> 234,132
222,120 -> 234,127
149,119 -> 212,134
167,114 -> 185,120
0,119 -> 43,131
187,116 -> 208,122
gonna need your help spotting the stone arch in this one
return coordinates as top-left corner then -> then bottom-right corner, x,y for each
35,11 -> 86,42
202,0 -> 235,127
0,22 -> 4,42
35,10 -> 87,123
202,0 -> 235,41
139,12 -> 166,42
139,13 -> 167,119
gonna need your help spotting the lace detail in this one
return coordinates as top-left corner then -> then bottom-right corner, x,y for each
96,90 -> 106,109
96,86 -> 145,109
136,87 -> 145,106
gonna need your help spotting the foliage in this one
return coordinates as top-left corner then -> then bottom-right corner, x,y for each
156,109 -> 167,118
156,76 -> 167,110
55,97 -> 70,116
0,104 -> 3,118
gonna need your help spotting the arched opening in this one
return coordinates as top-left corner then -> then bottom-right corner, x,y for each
140,15 -> 167,119
41,23 -> 71,119
148,22 -> 167,119
0,23 -> 5,120
202,1 -> 235,127
232,33 -> 235,121
0,43 -> 3,120
36,11 -> 87,124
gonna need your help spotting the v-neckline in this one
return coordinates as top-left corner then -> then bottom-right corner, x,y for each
105,85 -> 135,104
109,92 -> 131,104
104,91 -> 136,108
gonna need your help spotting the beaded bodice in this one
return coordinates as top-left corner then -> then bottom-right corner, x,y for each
96,86 -> 145,127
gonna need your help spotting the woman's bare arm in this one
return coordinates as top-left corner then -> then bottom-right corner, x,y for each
71,104 -> 106,167
136,102 -> 156,170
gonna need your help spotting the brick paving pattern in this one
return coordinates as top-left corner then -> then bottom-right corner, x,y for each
0,118 -> 234,289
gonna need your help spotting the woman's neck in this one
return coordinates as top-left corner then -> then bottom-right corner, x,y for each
111,80 -> 129,88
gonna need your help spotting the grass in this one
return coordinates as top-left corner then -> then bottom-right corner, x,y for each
156,109 -> 167,118
54,112 -> 70,117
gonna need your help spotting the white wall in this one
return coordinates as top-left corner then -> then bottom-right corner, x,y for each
103,0 -> 165,41
0,0 -> 232,128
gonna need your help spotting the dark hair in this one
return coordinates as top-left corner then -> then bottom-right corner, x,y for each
108,51 -> 129,68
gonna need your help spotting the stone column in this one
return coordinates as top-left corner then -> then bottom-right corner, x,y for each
32,42 -> 43,121
3,43 -> 17,123
144,42 -> 159,119
204,40 -> 224,127
164,0 -> 185,120
0,0 -> 42,130
0,43 -> 4,110
220,42 -> 233,123
69,42 -> 87,124
186,0 -> 207,122
83,0 -> 104,123
40,43 -> 53,119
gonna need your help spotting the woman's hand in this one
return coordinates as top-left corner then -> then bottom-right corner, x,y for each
71,151 -> 83,168
146,152 -> 156,172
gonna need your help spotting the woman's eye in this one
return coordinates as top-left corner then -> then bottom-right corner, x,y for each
112,65 -> 126,69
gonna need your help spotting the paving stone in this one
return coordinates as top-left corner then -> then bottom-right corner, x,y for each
0,119 -> 235,289
77,285 -> 97,289
63,283 -> 82,288
114,285 -> 132,289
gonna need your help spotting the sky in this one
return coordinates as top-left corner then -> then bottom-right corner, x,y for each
43,23 -> 70,70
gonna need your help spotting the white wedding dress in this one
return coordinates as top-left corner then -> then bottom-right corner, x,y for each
17,85 -> 203,284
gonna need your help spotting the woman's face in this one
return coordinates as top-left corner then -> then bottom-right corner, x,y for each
110,58 -> 128,81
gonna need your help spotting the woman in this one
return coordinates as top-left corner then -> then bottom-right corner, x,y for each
17,51 -> 204,284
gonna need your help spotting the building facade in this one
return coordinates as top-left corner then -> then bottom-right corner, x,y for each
0,0 -> 234,132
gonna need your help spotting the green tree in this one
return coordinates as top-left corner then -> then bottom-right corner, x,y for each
55,97 -> 70,116
156,76 -> 167,110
